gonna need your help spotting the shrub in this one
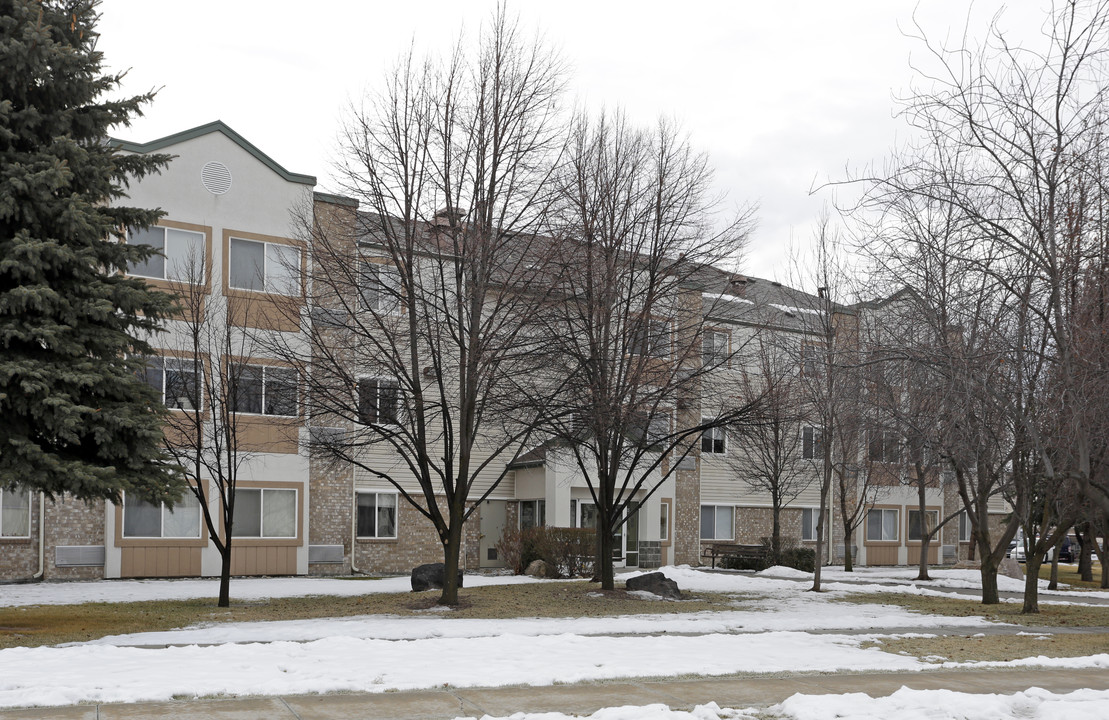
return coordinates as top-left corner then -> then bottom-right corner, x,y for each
495,526 -> 596,577
779,547 -> 816,573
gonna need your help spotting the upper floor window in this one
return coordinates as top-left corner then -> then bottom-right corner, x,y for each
230,364 -> 298,417
1,488 -> 31,538
123,491 -> 201,538
802,426 -> 823,460
229,237 -> 300,295
359,261 -> 401,315
144,357 -> 201,411
701,422 -> 726,455
632,319 -> 671,358
801,342 -> 822,377
128,226 -> 205,282
357,378 -> 402,425
703,330 -> 729,368
868,425 -> 900,463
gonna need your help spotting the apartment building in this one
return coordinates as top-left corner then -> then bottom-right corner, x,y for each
0,123 -> 999,582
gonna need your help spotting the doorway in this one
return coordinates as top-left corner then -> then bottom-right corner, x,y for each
479,499 -> 507,568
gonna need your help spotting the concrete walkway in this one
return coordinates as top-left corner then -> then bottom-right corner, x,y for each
4,668 -> 1108,720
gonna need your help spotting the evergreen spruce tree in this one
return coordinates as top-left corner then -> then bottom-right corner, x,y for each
0,0 -> 183,503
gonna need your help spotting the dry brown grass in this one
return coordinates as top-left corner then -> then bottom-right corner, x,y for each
840,591 -> 1109,628
862,632 -> 1109,663
1035,563 -> 1107,590
0,580 -> 739,650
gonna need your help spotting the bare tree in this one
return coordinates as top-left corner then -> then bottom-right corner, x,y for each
732,335 -> 816,561
535,111 -> 758,590
285,9 -> 566,605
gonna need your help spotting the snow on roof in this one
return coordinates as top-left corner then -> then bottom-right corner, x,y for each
769,303 -> 822,317
702,292 -> 754,306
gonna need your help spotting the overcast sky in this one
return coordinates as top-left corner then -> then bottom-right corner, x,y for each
97,1 -> 1051,283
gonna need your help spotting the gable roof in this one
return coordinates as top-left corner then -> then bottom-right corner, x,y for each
110,120 -> 316,186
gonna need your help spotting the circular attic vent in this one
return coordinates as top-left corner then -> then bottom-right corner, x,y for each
201,161 -> 232,195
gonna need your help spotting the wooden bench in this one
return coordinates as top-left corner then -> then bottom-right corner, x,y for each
702,543 -> 767,569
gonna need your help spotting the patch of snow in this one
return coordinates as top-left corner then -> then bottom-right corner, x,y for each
770,687 -> 1109,720
769,303 -> 821,316
757,566 -> 812,580
702,292 -> 754,306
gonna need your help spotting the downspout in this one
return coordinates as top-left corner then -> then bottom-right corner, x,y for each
350,457 -> 361,575
31,492 -> 45,581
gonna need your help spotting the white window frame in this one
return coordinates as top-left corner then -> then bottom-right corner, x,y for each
958,510 -> 972,542
907,509 -> 939,542
701,420 -> 726,455
359,260 -> 401,315
229,237 -> 301,295
357,376 -> 403,426
231,488 -> 299,539
802,426 -> 823,460
355,491 -> 398,539
0,488 -> 31,538
866,508 -> 899,542
519,499 -> 546,530
127,226 -> 205,282
231,363 -> 298,417
145,357 -> 202,411
702,329 -> 729,368
633,318 -> 672,358
801,508 -> 822,541
700,504 -> 734,541
121,491 -> 201,539
659,501 -> 670,543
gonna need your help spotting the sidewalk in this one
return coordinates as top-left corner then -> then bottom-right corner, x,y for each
5,667 -> 1108,720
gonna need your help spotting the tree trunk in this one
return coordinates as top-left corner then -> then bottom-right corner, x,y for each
978,533 -> 1000,605
598,521 -> 615,590
917,534 -> 932,581
1022,554 -> 1042,614
843,527 -> 854,572
1048,534 -> 1063,590
438,507 -> 465,606
771,500 -> 782,564
1077,525 -> 1094,582
218,545 -> 232,608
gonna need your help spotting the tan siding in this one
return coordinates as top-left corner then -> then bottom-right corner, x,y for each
867,545 -> 899,565
120,547 -> 201,578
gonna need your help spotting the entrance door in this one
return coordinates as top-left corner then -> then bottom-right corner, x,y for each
479,500 -> 507,568
577,501 -> 639,567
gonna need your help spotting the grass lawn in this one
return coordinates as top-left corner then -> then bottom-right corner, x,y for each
862,632 -> 1109,663
1034,562 -> 1107,590
840,591 -> 1109,628
0,582 -> 740,650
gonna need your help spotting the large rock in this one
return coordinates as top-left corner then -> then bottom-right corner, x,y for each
998,557 -> 1024,580
410,563 -> 464,592
525,559 -> 559,579
625,571 -> 681,600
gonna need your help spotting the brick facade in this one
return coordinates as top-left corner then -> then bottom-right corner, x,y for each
43,495 -> 105,580
673,466 -> 700,565
308,459 -> 353,575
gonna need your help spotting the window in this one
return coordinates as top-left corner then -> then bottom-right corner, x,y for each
356,492 -> 397,539
632,319 -> 671,358
122,492 -> 200,538
702,330 -> 729,368
144,357 -> 201,411
958,511 -> 971,542
1,488 -> 31,538
659,501 -> 670,543
701,422 -> 726,454
232,488 -> 297,538
229,237 -> 300,295
231,364 -> 297,416
359,261 -> 401,314
357,378 -> 402,425
802,426 -> 823,460
801,508 -> 822,541
866,508 -> 898,542
868,426 -> 900,463
801,342 -> 822,377
907,509 -> 938,541
520,499 -> 546,530
700,505 -> 734,540
128,226 -> 204,281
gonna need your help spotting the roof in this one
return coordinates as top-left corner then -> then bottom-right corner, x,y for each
110,120 -> 317,186
694,265 -> 852,334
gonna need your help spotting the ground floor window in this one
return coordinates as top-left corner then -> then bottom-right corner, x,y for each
1,488 -> 31,538
700,505 -> 734,540
801,508 -> 823,541
122,491 -> 201,538
866,508 -> 898,542
907,509 -> 938,541
958,510 -> 971,542
659,501 -> 670,543
520,499 -> 545,530
232,488 -> 297,538
356,492 -> 397,539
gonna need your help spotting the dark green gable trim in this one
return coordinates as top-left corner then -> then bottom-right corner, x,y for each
110,120 -> 316,186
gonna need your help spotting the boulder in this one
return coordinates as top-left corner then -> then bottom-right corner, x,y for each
410,563 -> 464,592
525,559 -> 559,578
625,571 -> 681,600
998,557 -> 1024,580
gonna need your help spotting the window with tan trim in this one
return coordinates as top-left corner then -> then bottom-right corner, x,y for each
866,508 -> 898,542
122,491 -> 201,539
128,226 -> 205,282
229,237 -> 300,295
232,488 -> 297,538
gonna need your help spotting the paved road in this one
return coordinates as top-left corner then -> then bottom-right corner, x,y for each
3,668 -> 1107,719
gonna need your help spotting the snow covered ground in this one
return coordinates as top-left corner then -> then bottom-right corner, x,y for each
1,565 -> 1106,710
454,688 -> 1109,720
